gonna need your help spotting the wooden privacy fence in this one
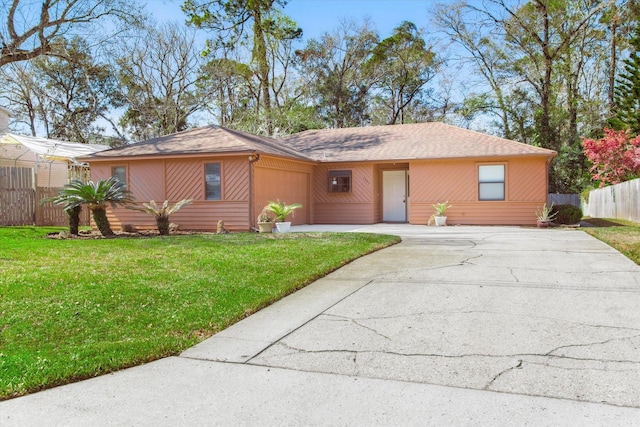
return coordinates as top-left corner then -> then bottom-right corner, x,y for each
583,178 -> 640,223
548,193 -> 580,207
0,166 -> 90,227
1,167 -> 35,226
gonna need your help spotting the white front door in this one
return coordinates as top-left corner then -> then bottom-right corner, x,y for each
383,170 -> 407,222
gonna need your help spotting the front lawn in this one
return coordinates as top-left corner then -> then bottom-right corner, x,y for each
583,218 -> 640,265
0,227 -> 400,399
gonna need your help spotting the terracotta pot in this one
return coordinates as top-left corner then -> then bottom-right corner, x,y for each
536,220 -> 550,228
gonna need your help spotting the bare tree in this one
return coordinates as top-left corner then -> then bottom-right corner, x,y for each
0,0 -> 142,67
115,22 -> 205,141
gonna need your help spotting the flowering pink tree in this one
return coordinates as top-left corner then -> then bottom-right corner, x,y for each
581,129 -> 640,186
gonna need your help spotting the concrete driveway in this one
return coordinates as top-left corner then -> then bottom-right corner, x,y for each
2,225 -> 640,426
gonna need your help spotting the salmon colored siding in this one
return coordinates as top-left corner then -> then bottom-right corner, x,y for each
312,163 -> 377,224
408,157 -> 549,225
90,156 -> 251,231
87,150 -> 550,230
254,156 -> 312,226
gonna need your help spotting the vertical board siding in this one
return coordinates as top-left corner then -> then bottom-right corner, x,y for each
312,163 -> 375,224
254,156 -> 313,225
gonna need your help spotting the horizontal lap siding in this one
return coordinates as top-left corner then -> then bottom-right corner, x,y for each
106,201 -> 249,231
409,157 -> 548,226
312,163 -> 376,224
410,201 -> 542,225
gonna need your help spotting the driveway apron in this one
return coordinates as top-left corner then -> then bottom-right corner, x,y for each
2,225 -> 640,426
247,225 -> 640,407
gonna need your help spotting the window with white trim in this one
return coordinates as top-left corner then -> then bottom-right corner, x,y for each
478,164 -> 505,201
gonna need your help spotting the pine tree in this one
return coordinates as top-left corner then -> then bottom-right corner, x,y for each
610,24 -> 640,134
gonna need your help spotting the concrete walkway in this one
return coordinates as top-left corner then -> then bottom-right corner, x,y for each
2,225 -> 640,426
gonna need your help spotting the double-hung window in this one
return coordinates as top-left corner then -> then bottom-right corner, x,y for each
478,164 -> 505,201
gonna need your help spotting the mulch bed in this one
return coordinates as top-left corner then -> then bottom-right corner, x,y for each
46,229 -> 214,239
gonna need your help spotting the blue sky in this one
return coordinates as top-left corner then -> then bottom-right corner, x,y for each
152,0 -> 436,41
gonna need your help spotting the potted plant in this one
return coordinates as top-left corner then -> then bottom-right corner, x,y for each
535,202 -> 557,228
265,200 -> 302,233
431,201 -> 451,226
257,209 -> 274,233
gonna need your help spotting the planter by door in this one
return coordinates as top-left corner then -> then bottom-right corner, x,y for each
258,222 -> 273,233
275,222 -> 291,233
434,216 -> 447,226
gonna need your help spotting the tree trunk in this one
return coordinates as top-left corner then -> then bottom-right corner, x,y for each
608,6 -> 618,110
91,207 -> 114,237
67,205 -> 82,236
252,6 -> 272,135
156,215 -> 170,236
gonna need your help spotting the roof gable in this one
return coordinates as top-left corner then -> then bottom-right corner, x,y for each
87,125 -> 313,161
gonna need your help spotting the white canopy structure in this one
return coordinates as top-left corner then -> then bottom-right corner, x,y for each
0,133 -> 109,162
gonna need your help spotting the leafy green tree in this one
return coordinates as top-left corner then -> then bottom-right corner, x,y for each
183,0 -> 298,135
32,37 -> 120,144
367,21 -> 438,124
54,177 -> 133,237
610,24 -> 640,134
297,19 -> 378,128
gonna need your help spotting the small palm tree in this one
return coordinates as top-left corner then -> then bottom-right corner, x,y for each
55,177 -> 133,237
132,199 -> 192,235
43,191 -> 83,235
265,200 -> 303,222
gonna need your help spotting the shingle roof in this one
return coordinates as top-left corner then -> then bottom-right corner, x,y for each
283,122 -> 556,162
85,122 -> 556,163
86,125 -> 313,161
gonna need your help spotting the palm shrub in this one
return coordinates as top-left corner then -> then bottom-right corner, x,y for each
132,199 -> 192,235
265,200 -> 302,222
43,192 -> 83,235
55,177 -> 133,236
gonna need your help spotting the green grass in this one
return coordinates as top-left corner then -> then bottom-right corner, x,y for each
0,227 -> 400,399
583,218 -> 640,265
